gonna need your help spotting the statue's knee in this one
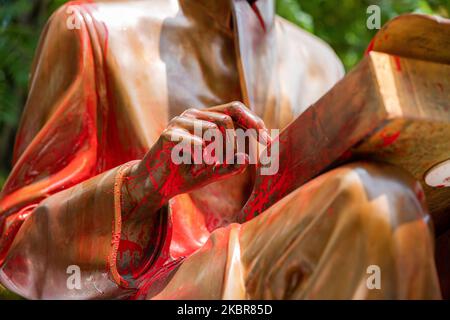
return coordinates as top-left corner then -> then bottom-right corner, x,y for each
253,162 -> 429,235
334,162 -> 429,225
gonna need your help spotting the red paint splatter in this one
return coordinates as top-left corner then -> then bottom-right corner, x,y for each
365,38 -> 375,55
250,1 -> 266,33
118,240 -> 143,258
414,182 -> 425,203
327,208 -> 334,217
339,150 -> 353,161
380,131 -> 400,147
393,56 -> 402,72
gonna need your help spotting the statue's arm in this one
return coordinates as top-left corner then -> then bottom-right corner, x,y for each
0,3 -> 267,299
0,4 -> 164,299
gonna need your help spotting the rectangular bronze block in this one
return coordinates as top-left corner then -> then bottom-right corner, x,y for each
245,51 -> 450,233
351,51 -> 450,232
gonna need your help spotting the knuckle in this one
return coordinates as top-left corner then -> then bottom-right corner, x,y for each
169,116 -> 180,124
221,114 -> 233,124
183,108 -> 198,116
206,122 -> 218,130
161,129 -> 172,140
230,101 -> 246,110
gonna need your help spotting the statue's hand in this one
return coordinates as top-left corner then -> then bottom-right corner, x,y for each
125,102 -> 269,210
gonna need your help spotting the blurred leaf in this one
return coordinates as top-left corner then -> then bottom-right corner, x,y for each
0,0 -> 69,174
0,282 -> 24,300
0,172 -> 5,190
277,0 -> 449,71
276,0 -> 314,32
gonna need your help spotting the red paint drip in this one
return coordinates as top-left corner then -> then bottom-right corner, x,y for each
365,38 -> 375,56
250,2 -> 266,33
380,131 -> 400,147
340,150 -> 353,161
393,56 -> 402,72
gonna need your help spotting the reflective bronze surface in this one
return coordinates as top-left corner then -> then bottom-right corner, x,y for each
0,0 -> 446,299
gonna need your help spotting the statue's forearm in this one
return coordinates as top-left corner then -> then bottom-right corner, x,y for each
113,161 -> 170,283
0,160 -> 172,298
121,161 -> 167,220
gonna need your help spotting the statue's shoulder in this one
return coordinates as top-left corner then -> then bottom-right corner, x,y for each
370,13 -> 450,64
48,0 -> 179,35
275,16 -> 344,77
274,16 -> 344,115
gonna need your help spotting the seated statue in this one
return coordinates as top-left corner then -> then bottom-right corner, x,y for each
0,0 -> 446,299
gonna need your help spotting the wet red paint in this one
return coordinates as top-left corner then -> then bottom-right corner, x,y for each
416,189 -> 425,202
0,0 -> 403,300
380,131 -> 400,147
0,1 -> 99,264
327,208 -> 334,217
365,38 -> 375,55
393,56 -> 402,72
340,150 -> 353,162
118,240 -> 143,259
250,2 -> 267,33
0,0 -> 255,300
117,239 -> 144,277
240,133 -> 297,221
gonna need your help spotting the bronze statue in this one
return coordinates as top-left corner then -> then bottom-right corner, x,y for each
0,0 -> 448,299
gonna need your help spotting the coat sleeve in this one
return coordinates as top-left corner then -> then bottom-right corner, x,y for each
0,4 -> 156,299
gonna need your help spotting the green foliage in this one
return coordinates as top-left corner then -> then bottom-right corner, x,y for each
0,0 -> 66,189
0,283 -> 23,300
0,170 -> 5,189
0,0 -> 65,125
0,0 -> 449,189
276,0 -> 449,71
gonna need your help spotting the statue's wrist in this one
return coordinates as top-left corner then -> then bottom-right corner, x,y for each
121,161 -> 169,215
